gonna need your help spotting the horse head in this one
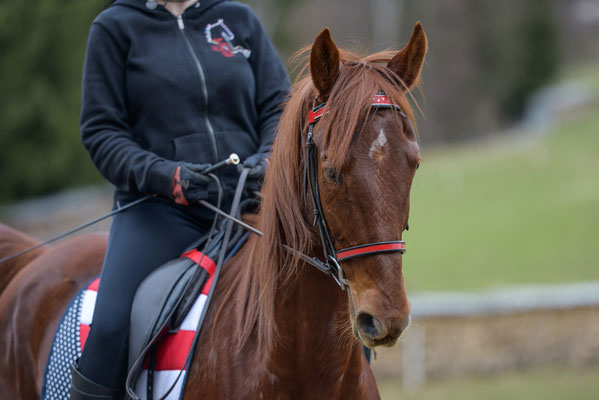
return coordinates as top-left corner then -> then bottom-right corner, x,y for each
306,23 -> 427,348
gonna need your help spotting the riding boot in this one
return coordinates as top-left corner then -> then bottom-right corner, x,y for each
70,363 -> 121,400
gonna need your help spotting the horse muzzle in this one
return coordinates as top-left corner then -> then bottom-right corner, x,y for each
354,310 -> 410,348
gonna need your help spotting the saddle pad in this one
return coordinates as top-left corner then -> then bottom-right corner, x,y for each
41,251 -> 215,400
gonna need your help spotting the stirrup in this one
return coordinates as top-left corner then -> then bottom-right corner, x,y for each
70,363 -> 121,400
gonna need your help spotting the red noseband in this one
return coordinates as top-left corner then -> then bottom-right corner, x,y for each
336,241 -> 406,262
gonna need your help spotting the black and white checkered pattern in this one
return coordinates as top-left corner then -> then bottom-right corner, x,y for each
41,290 -> 84,399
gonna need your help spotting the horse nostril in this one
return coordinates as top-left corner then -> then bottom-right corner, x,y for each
356,312 -> 384,339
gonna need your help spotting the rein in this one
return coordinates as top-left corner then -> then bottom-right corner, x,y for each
303,93 -> 407,290
0,155 -> 239,266
0,194 -> 154,265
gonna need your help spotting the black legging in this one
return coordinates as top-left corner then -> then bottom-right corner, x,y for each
78,195 -> 213,388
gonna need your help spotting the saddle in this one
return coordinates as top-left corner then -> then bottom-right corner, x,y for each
40,168 -> 251,400
127,250 -> 207,375
125,230 -> 246,399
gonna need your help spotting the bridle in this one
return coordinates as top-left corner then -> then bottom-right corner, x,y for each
183,93 -> 410,292
303,93 -> 407,290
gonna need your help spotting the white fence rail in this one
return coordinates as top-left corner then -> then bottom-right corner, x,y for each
409,281 -> 599,318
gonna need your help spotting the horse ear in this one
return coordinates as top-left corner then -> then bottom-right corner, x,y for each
310,28 -> 340,99
387,22 -> 427,90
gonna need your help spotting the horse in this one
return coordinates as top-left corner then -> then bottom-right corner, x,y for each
0,23 -> 427,399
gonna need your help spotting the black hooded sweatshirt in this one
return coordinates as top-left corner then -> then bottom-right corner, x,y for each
81,0 -> 290,205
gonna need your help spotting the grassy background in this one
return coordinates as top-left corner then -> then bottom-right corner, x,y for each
378,366 -> 599,400
402,67 -> 599,292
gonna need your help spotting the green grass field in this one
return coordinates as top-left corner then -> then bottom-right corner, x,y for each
402,69 -> 599,292
378,366 -> 599,400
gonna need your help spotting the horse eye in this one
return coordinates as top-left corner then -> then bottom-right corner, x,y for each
405,223 -> 410,231
324,167 -> 342,185
416,162 -> 420,170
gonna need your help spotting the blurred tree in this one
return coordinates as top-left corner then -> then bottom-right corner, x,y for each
474,0 -> 559,121
243,0 -> 303,61
500,0 -> 559,120
400,0 -> 560,142
0,1 -> 108,204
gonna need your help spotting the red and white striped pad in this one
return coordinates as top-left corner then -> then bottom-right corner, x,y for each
79,250 -> 214,400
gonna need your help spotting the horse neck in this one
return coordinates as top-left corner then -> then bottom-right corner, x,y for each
269,245 -> 365,386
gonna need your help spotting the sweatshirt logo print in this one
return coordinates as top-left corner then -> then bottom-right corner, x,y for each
204,19 -> 251,59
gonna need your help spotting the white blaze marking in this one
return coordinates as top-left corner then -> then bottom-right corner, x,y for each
369,129 -> 387,159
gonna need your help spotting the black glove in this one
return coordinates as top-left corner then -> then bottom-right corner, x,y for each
171,162 -> 211,205
239,154 -> 269,198
242,153 -> 268,179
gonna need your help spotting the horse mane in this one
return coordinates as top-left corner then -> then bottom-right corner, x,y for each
216,47 -> 417,357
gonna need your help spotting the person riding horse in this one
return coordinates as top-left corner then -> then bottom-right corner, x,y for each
72,0 -> 289,398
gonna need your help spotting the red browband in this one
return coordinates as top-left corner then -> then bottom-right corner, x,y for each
336,241 -> 406,262
372,94 -> 394,105
308,94 -> 400,124
308,104 -> 327,124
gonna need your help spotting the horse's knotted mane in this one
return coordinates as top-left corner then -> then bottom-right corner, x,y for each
217,47 -> 418,357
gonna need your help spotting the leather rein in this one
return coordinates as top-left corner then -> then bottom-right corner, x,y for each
303,93 -> 407,290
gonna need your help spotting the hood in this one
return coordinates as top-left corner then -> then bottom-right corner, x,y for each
112,0 -> 226,16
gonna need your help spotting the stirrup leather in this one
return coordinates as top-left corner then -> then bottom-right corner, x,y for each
70,363 -> 120,400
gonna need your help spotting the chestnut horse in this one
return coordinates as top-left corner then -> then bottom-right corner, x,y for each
0,23 -> 427,399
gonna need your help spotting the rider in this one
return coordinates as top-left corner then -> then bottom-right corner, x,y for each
71,0 -> 289,398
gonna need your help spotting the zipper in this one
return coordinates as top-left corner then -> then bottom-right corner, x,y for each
176,15 -> 220,164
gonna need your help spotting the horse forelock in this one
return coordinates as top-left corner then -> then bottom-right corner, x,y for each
218,47 -> 419,357
327,52 -> 417,165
